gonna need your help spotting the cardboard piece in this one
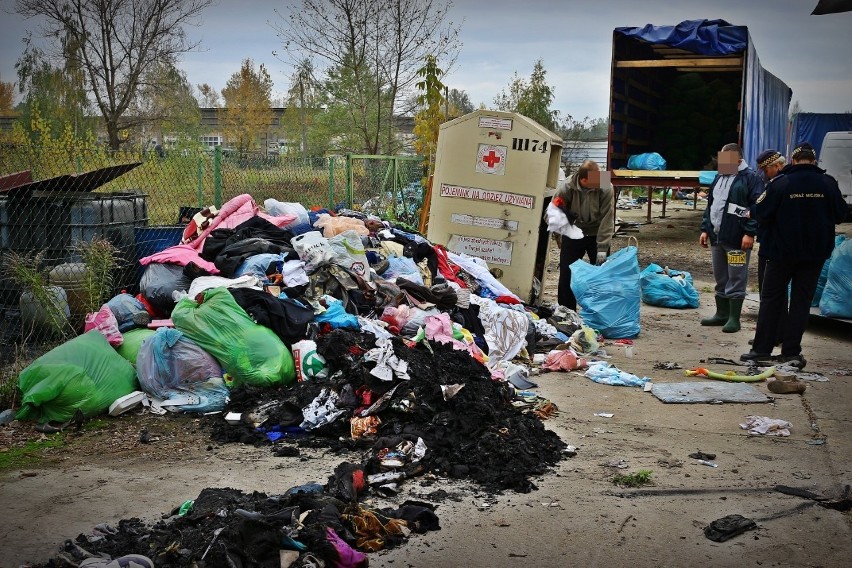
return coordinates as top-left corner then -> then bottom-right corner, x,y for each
651,381 -> 771,404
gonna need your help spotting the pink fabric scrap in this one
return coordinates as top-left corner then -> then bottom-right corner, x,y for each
139,244 -> 220,273
542,349 -> 588,372
181,193 -> 296,249
326,527 -> 368,568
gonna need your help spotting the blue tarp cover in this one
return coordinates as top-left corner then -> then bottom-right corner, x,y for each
614,19 -> 747,56
790,113 -> 852,154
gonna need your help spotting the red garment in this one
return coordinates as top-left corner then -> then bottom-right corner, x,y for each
494,295 -> 521,305
135,293 -> 166,318
433,245 -> 467,287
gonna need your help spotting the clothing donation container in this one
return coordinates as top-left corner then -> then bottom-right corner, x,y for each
426,110 -> 563,303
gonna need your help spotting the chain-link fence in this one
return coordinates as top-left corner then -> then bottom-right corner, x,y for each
0,145 -> 424,401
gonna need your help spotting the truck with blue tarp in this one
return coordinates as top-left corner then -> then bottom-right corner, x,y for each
607,19 -> 792,194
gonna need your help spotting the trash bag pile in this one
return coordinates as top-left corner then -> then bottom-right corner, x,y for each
17,193 -> 582,566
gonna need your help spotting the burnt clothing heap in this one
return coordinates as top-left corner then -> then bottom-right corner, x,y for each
59,487 -> 439,568
211,332 -> 566,494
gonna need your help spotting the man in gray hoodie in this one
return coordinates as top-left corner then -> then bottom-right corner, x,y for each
555,160 -> 614,310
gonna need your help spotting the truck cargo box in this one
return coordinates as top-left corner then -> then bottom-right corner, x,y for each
608,19 -> 791,173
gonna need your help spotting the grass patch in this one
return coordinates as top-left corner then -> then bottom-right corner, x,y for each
0,434 -> 66,471
612,469 -> 653,487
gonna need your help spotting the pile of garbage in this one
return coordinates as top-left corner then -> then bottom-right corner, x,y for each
13,193 -> 593,566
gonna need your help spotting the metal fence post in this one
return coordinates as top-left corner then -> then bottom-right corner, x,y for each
328,157 -> 335,209
213,146 -> 223,208
196,156 -> 204,207
392,157 -> 399,220
346,153 -> 353,209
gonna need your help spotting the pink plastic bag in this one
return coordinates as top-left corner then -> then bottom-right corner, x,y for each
84,305 -> 123,347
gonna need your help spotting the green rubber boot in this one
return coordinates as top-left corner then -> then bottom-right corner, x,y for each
701,296 -> 729,326
722,298 -> 744,333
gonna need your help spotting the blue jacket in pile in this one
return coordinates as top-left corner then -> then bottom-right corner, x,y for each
755,163 -> 847,262
700,168 -> 762,247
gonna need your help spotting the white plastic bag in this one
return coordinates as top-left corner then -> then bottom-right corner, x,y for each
328,230 -> 370,280
263,198 -> 309,227
292,339 -> 329,382
292,231 -> 335,273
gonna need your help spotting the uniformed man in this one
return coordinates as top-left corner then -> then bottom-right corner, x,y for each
741,142 -> 848,368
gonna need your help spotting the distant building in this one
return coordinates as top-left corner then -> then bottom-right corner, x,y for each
561,137 -> 608,174
197,107 -> 416,155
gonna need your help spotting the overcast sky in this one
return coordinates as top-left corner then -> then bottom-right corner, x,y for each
1,0 -> 851,120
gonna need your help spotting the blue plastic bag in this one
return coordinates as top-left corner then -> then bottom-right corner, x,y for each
235,253 -> 287,279
812,235 -> 846,307
819,238 -> 852,318
640,263 -> 700,309
383,255 -> 424,285
585,361 -> 650,387
136,327 -> 223,400
315,299 -> 360,330
627,152 -> 667,171
106,293 -> 149,332
570,246 -> 641,338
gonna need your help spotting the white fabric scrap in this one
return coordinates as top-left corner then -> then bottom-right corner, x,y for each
281,259 -> 309,287
740,415 -> 792,437
446,251 -> 521,301
532,317 -> 559,339
187,275 -> 262,298
364,337 -> 410,381
300,388 -> 347,430
358,317 -> 394,340
545,202 -> 584,239
470,295 -> 529,366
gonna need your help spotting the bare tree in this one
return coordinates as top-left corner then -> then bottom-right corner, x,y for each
273,0 -> 460,154
197,83 -> 221,108
16,0 -> 213,149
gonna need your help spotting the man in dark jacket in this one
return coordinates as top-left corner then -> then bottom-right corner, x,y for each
699,143 -> 763,332
741,143 -> 848,368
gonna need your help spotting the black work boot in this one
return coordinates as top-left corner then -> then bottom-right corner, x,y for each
740,350 -> 773,363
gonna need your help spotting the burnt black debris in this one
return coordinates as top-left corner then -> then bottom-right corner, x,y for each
210,331 -> 566,494
44,487 -> 436,568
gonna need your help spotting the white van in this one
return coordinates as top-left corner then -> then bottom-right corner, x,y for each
819,131 -> 852,216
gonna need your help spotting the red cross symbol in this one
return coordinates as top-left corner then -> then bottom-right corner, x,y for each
482,150 -> 501,168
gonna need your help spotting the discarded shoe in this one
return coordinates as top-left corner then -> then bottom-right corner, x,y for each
774,353 -> 806,369
34,409 -> 85,434
740,351 -> 773,363
767,376 -> 806,395
704,514 -> 757,542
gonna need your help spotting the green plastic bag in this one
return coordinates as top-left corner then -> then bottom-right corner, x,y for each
171,287 -> 295,387
116,328 -> 156,366
17,331 -> 138,423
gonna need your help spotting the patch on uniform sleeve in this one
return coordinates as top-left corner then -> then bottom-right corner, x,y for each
756,191 -> 767,203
